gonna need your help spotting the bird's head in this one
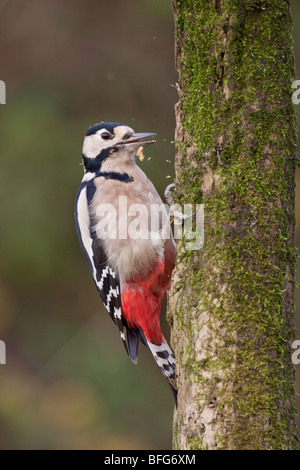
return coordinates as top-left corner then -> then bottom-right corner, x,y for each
82,122 -> 156,173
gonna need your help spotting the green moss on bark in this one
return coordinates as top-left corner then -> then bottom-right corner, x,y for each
171,0 -> 298,450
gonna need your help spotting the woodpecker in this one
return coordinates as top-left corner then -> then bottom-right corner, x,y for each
75,122 -> 177,401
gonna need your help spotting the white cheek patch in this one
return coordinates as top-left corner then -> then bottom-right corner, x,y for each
82,134 -> 115,159
82,135 -> 100,159
82,125 -> 134,160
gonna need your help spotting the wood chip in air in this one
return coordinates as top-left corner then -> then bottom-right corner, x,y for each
137,146 -> 145,161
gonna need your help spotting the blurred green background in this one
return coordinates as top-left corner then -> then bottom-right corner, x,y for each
0,0 -> 299,449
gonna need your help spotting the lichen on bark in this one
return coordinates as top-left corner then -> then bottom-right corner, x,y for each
170,0 -> 298,450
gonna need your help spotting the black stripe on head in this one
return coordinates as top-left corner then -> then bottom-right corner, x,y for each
85,122 -> 123,136
82,146 -> 118,172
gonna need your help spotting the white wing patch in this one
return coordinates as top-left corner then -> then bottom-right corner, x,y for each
76,186 -> 98,282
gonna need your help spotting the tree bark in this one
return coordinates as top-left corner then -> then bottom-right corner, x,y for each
169,0 -> 298,450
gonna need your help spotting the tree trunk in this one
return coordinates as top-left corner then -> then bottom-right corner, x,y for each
169,0 -> 298,450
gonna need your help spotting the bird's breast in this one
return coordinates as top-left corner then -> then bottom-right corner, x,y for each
89,170 -> 173,284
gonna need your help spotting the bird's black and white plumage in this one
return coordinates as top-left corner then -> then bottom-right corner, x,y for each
75,122 -> 177,402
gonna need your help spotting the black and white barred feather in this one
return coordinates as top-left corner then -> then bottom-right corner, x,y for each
75,179 -> 129,355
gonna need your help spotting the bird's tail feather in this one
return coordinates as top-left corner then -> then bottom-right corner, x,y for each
125,327 -> 177,405
146,339 -> 177,405
126,328 -> 139,364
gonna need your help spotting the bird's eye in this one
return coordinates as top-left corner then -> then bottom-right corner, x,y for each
101,132 -> 111,140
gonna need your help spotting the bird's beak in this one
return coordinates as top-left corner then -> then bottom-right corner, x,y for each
117,132 -> 156,149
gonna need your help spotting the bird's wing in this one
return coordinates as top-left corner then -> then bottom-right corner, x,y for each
75,180 -> 131,357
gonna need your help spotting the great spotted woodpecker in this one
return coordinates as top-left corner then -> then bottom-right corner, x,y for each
75,122 -> 177,401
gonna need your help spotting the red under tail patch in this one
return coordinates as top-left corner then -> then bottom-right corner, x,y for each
121,259 -> 171,345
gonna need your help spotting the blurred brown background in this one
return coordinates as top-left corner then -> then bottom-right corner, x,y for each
0,0 -> 299,449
